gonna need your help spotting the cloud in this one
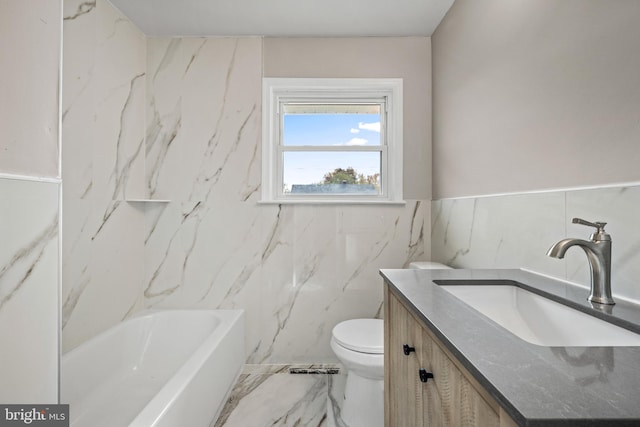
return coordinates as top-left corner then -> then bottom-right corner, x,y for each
358,122 -> 380,133
350,128 -> 360,134
346,137 -> 368,146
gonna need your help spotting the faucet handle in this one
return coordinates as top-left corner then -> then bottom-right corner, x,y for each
572,217 -> 606,230
572,218 -> 609,238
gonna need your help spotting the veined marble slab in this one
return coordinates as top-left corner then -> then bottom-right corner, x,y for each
432,184 -> 640,303
143,35 -> 430,364
63,24 -> 431,363
0,0 -> 60,177
214,369 -> 347,427
62,0 -> 146,352
0,179 -> 59,402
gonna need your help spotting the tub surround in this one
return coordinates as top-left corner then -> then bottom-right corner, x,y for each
62,0 -> 430,363
381,268 -> 640,426
0,179 -> 60,403
62,0 -> 146,352
142,37 -> 429,365
0,0 -> 61,403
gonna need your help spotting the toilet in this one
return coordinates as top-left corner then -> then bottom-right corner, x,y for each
330,261 -> 451,427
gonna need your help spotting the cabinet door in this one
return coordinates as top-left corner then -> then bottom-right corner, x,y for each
419,327 -> 500,427
385,288 -> 422,427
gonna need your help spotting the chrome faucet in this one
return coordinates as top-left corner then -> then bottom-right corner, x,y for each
547,218 -> 614,305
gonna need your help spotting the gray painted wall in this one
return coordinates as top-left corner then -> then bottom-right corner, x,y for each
432,0 -> 640,199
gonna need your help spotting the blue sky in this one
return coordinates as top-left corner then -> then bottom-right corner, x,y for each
283,113 -> 381,187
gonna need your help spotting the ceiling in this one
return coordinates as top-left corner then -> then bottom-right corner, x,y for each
108,0 -> 455,37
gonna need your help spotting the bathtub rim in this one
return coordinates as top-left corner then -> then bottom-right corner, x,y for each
61,309 -> 245,427
131,309 -> 244,427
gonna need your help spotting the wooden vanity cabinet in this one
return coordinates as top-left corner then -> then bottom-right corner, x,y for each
384,285 -> 518,427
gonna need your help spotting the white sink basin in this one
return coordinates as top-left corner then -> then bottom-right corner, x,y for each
440,285 -> 640,347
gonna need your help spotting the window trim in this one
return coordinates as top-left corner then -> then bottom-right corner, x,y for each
261,78 -> 404,204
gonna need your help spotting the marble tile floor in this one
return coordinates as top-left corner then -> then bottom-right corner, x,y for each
214,364 -> 348,427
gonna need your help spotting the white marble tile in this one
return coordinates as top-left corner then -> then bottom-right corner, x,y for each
215,373 -> 328,427
62,0 -> 147,351
62,201 -> 144,352
64,0 -> 145,200
326,373 -> 348,427
145,38 -> 185,200
431,193 -> 566,278
0,179 -> 59,402
254,201 -> 429,364
144,36 -> 268,361
146,37 -> 262,202
0,0 -> 60,177
62,0 -> 97,199
143,201 -> 201,307
61,198 -> 92,331
144,200 -> 264,307
92,0 -> 146,201
432,184 -> 640,303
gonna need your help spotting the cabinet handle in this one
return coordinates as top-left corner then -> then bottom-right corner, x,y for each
419,368 -> 434,383
403,344 -> 416,355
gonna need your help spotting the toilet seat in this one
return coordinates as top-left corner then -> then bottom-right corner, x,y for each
332,319 -> 383,354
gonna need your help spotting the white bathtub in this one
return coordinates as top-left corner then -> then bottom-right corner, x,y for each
61,310 -> 244,427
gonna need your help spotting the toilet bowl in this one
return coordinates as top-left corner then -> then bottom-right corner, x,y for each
330,319 -> 384,427
331,261 -> 452,427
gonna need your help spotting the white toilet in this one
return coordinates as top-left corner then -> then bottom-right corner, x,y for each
330,261 -> 451,427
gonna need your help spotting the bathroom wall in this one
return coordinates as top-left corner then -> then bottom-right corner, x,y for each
61,7 -> 430,361
0,0 -> 61,402
145,37 -> 429,363
431,0 -> 640,303
432,0 -> 640,199
62,0 -> 146,351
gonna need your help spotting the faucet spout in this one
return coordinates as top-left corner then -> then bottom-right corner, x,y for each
547,218 -> 614,306
546,238 -> 591,259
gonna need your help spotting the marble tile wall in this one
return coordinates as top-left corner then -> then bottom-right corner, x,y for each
61,22 -> 429,361
0,0 -> 61,403
0,179 -> 60,402
0,0 -> 60,177
145,37 -> 429,363
62,0 -> 146,351
431,184 -> 640,303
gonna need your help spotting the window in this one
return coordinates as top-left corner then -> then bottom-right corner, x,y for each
261,78 -> 403,204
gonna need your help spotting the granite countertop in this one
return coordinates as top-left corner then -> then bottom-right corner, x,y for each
380,268 -> 640,427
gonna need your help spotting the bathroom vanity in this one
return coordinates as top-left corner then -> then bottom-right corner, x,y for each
381,268 -> 640,427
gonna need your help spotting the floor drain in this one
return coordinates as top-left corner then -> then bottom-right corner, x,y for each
289,367 -> 340,374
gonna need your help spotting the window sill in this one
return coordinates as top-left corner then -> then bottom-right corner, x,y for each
257,199 -> 406,206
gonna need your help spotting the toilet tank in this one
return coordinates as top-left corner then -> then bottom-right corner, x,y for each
409,261 -> 452,270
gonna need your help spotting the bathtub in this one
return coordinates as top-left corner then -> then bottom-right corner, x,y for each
61,310 -> 244,427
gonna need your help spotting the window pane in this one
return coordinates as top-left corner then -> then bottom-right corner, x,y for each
283,151 -> 381,195
283,104 -> 382,147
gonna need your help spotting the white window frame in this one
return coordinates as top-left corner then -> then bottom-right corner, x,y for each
261,78 -> 403,204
